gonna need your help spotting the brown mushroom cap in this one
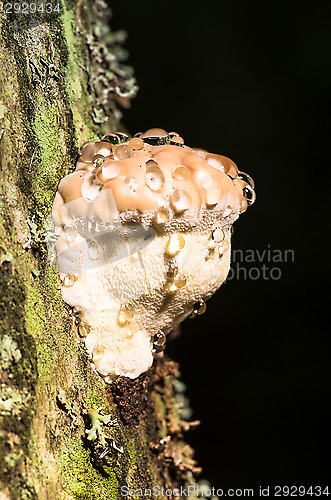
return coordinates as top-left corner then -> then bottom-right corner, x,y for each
53,129 -> 255,231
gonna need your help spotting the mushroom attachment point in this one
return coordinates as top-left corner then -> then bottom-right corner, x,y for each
50,128 -> 256,382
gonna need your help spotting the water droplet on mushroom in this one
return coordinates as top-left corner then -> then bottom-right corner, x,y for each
153,330 -> 166,353
63,274 -> 76,287
81,143 -> 96,162
115,132 -> 130,142
92,154 -> 106,169
192,148 -> 207,158
208,239 -> 216,251
155,207 -> 170,224
118,303 -> 135,326
92,141 -> 113,158
141,128 -> 168,138
170,189 -> 192,213
88,242 -> 101,260
239,199 -> 248,213
114,144 -> 134,160
101,133 -> 120,145
129,137 -> 144,150
212,227 -> 225,243
102,160 -> 120,180
223,205 -> 232,217
238,171 -> 255,189
93,344 -> 105,362
168,131 -> 179,138
202,175 -> 223,206
146,160 -> 165,192
140,128 -> 169,145
63,225 -> 78,242
78,324 -> 90,338
127,321 -> 139,336
206,154 -> 238,178
193,300 -> 206,315
219,239 -> 229,256
97,147 -> 112,158
243,185 -> 256,206
168,275 -> 187,292
124,176 -> 138,192
81,172 -> 103,202
166,233 -> 185,257
173,166 -> 191,181
170,135 -> 184,146
154,331 -> 166,346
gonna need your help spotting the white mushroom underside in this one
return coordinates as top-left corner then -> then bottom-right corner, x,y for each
60,227 -> 231,380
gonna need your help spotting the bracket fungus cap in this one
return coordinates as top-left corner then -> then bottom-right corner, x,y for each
50,128 -> 255,382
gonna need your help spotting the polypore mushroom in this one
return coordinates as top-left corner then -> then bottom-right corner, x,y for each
50,128 -> 255,382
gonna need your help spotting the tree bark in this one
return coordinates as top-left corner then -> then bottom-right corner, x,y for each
0,1 -> 203,498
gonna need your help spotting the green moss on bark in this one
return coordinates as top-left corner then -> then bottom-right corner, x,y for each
0,2 -> 205,499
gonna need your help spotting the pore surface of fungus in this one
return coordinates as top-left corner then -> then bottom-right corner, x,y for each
50,128 -> 255,382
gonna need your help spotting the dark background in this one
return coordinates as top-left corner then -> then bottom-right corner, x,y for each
111,0 -> 331,490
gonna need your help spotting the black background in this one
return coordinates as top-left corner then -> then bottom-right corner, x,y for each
110,0 -> 331,490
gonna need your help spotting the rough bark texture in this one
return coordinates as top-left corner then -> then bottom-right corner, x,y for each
0,1 -> 204,498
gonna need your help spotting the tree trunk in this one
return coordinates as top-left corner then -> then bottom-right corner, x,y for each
0,1 -> 203,498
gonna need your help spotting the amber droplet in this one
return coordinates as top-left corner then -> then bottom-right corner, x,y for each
166,234 -> 185,257
118,303 -> 135,326
170,189 -> 191,213
170,136 -> 184,145
146,160 -> 165,192
173,166 -> 191,181
129,137 -> 144,150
